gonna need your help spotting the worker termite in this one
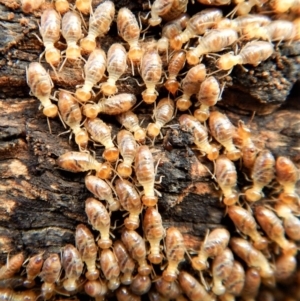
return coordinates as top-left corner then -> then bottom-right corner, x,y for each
275,156 -> 299,204
0,253 -> 24,280
85,175 -> 121,212
113,240 -> 136,285
0,288 -> 37,301
236,120 -> 258,170
164,50 -> 186,95
85,197 -> 113,248
170,8 -> 223,50
143,207 -> 165,264
135,145 -> 158,207
162,226 -> 185,282
26,62 -> 57,125
176,64 -> 206,111
75,0 -> 92,15
227,205 -> 268,250
240,268 -> 261,301
274,202 -> 300,241
230,237 -> 274,285
58,91 -> 88,151
62,244 -> 84,292
116,111 -> 146,144
186,29 -> 238,65
216,41 -> 274,71
178,271 -> 216,301
83,93 -> 137,120
75,49 -> 106,102
140,48 -> 162,104
274,253 -> 297,282
100,249 -> 120,291
23,252 -> 44,288
85,280 -> 108,300
75,224 -> 99,281
116,286 -> 141,301
209,111 -> 241,161
219,260 -> 245,301
215,156 -> 239,206
115,179 -> 142,230
61,11 -> 82,63
191,228 -> 230,271
117,8 -> 143,67
54,0 -> 69,14
255,206 -> 297,256
80,1 -> 115,54
84,118 -> 119,163
212,248 -> 234,295
56,151 -> 112,179
121,229 -> 151,276
179,114 -> 219,161
155,278 -> 182,300
21,0 -> 43,13
39,9 -> 61,67
147,97 -> 175,140
130,274 -> 152,296
116,130 -> 137,178
244,150 -> 275,202
40,253 -> 61,300
101,43 -> 127,96
194,76 -> 221,122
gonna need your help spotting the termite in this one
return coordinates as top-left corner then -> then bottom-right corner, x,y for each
155,278 -> 182,300
0,253 -> 24,280
85,280 -> 108,300
240,268 -> 261,301
23,252 -> 44,288
130,274 -> 152,296
274,253 -> 297,282
75,0 -> 92,15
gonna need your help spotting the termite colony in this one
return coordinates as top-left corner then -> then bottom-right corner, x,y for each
3,0 -> 300,300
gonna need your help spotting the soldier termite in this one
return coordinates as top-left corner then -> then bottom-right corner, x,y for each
178,271 -> 216,301
58,91 -> 88,151
0,288 -> 37,301
85,197 -> 113,248
56,151 -> 112,179
84,279 -> 108,300
194,76 -> 221,122
80,1 -> 115,54
191,228 -> 230,271
254,206 -> 297,256
40,253 -> 61,300
113,240 -> 136,285
115,179 -> 142,230
170,8 -> 223,50
135,145 -> 158,207
75,0 -> 92,15
209,111 -> 241,161
143,207 -> 165,264
84,118 -> 119,163
116,111 -> 146,144
227,205 -> 268,250
216,41 -> 274,71
75,48 -> 106,102
130,274 -> 152,296
85,175 -> 121,212
54,0 -> 69,14
147,97 -> 175,140
62,244 -> 84,292
21,0 -> 44,13
23,253 -> 44,288
179,114 -> 219,161
230,237 -> 275,285
244,150 -> 275,202
116,286 -> 141,301
100,249 -> 120,291
117,8 -> 143,68
140,48 -> 162,104
101,43 -> 127,96
186,29 -> 238,65
75,224 -> 99,281
215,156 -> 239,206
176,64 -> 206,111
162,226 -> 185,282
121,229 -> 151,276
212,248 -> 234,295
83,93 -> 137,120
39,9 -> 61,67
0,253 -> 24,280
275,156 -> 299,204
26,62 -> 57,130
274,253 -> 297,282
116,130 -> 137,179
240,268 -> 261,301
164,50 -> 186,95
155,278 -> 182,300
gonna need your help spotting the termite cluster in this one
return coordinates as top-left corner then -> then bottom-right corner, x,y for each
6,0 -> 300,300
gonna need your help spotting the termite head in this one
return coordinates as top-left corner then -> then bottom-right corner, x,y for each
245,188 -> 263,202
207,148 -> 219,161
43,104 -> 58,118
98,238 -> 113,249
76,88 -> 92,103
147,123 -> 160,138
279,192 -> 299,204
170,36 -> 182,50
142,195 -> 158,207
194,108 -> 210,122
75,130 -> 89,150
186,51 -> 200,66
191,256 -> 207,271
142,90 -> 158,104
45,48 -> 61,67
134,129 -> 146,144
63,278 -> 77,292
148,253 -> 163,265
223,192 -> 239,206
66,45 -> 81,62
149,16 -> 162,27
76,0 -> 91,15
162,270 -> 177,282
103,147 -> 119,163
101,82 -> 117,96
164,79 -> 179,96
55,0 -> 69,14
96,162 -> 113,180
117,163 -> 132,179
253,237 -> 269,251
80,37 -> 96,55
216,53 -> 236,70
86,270 -> 100,281
82,103 -> 98,118
226,149 -> 241,161
128,46 -> 143,63
176,97 -> 192,111
124,215 -> 140,230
